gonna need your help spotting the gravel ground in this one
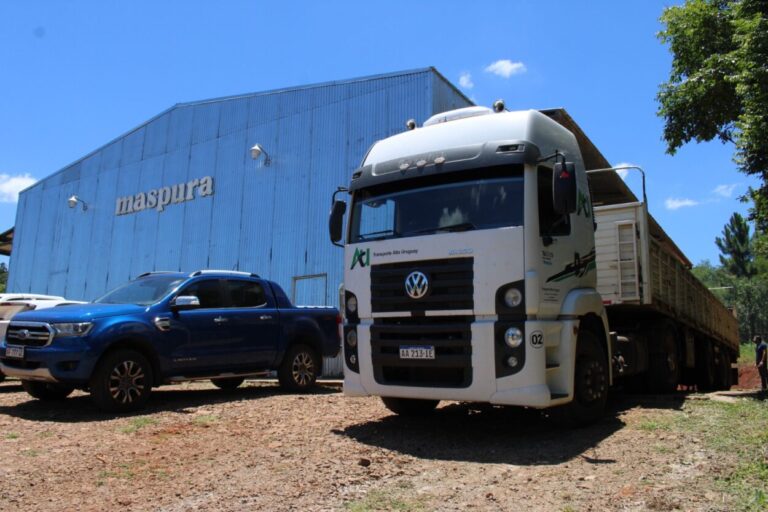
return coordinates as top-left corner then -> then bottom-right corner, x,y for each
0,380 -> 740,511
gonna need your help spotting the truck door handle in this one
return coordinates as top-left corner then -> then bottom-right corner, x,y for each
213,316 -> 229,324
259,315 -> 273,321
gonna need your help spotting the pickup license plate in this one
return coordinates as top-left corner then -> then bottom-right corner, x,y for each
399,345 -> 435,360
5,345 -> 24,359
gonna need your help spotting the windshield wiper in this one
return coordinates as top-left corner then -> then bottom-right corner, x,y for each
357,229 -> 399,241
405,222 -> 477,236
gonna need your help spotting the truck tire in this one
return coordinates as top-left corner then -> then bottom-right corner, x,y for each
278,344 -> 319,392
714,348 -> 732,390
90,349 -> 153,413
554,330 -> 608,426
381,397 -> 440,416
211,377 -> 245,390
21,380 -> 74,401
696,342 -> 717,392
646,326 -> 680,393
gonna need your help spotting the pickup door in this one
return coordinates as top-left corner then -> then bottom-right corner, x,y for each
170,278 -> 280,374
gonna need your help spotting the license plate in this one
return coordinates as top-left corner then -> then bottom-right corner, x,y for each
5,345 -> 24,359
399,345 -> 435,360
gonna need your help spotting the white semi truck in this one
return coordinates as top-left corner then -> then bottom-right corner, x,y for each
328,104 -> 739,424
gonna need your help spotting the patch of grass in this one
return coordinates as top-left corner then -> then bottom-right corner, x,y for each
738,343 -> 756,365
637,419 -> 671,432
21,449 -> 40,457
344,490 -> 426,512
5,432 -> 19,440
119,416 -> 158,434
646,398 -> 768,511
192,414 -> 218,426
653,443 -> 672,454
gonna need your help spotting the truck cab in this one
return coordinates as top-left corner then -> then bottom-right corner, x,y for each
330,105 -> 611,422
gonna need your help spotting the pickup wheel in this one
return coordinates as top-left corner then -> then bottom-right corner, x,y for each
90,349 -> 153,413
211,377 -> 245,390
554,330 -> 608,427
381,397 -> 439,416
278,344 -> 319,392
21,380 -> 74,401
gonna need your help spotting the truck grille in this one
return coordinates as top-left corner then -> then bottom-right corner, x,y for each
6,322 -> 53,347
370,257 -> 473,313
371,316 -> 472,388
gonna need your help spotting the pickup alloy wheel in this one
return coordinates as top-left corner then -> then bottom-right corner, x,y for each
90,349 -> 153,413
278,344 -> 319,392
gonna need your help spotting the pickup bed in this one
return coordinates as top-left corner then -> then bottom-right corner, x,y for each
0,270 -> 341,412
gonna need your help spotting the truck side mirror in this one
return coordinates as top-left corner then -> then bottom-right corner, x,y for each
172,295 -> 200,310
329,200 -> 347,246
553,162 -> 577,215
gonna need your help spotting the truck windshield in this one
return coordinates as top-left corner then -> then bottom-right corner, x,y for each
349,176 -> 523,243
95,276 -> 185,305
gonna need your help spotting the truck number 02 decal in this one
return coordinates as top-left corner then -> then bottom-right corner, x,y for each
530,330 -> 544,349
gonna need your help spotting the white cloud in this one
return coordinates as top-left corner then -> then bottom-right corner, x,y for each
0,173 -> 36,203
712,183 -> 739,198
612,162 -> 639,181
665,197 -> 699,210
458,72 -> 474,90
484,59 -> 527,78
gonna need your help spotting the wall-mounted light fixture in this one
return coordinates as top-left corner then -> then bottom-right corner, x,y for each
67,195 -> 88,211
249,144 -> 272,166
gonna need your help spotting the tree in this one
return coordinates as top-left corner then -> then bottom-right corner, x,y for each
715,212 -> 755,276
657,1 -> 768,224
0,262 -> 7,294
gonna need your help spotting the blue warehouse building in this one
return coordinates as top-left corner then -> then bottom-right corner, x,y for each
7,68 -> 471,309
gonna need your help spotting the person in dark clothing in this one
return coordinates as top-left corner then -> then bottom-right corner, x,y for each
754,335 -> 768,393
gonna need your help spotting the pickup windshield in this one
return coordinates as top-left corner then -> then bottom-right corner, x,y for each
95,275 -> 185,305
349,175 -> 524,243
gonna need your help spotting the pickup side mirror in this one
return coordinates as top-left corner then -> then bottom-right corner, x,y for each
171,295 -> 200,310
329,200 -> 347,246
553,162 -> 577,215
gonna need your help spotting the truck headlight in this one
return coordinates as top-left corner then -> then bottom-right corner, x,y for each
346,295 -> 358,314
52,322 -> 93,337
504,327 -> 523,348
346,329 -> 358,347
504,288 -> 522,308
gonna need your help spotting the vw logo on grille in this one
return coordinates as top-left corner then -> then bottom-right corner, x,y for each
17,329 -> 30,340
405,271 -> 429,299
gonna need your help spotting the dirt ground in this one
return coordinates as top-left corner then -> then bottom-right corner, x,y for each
0,379 -> 751,512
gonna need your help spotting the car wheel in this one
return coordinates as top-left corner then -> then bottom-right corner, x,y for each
211,377 -> 245,390
278,344 -> 319,392
381,397 -> 439,416
21,380 -> 74,401
554,330 -> 608,426
90,349 -> 153,413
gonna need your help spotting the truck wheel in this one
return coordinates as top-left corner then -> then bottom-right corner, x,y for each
211,377 -> 245,390
555,330 -> 608,426
714,349 -> 732,390
646,327 -> 680,393
90,349 -> 153,413
381,397 -> 440,416
21,380 -> 74,401
696,343 -> 717,391
278,344 -> 319,392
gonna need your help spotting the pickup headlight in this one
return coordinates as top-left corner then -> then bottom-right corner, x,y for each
52,322 -> 93,337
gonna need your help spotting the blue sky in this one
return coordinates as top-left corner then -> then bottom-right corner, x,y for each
0,1 -> 758,266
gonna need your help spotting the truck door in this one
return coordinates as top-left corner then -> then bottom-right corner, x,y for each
222,278 -> 280,367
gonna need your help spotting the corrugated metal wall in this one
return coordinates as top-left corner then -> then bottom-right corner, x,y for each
7,68 -> 471,374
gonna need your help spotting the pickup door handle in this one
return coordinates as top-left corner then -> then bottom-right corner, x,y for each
213,316 -> 229,324
259,315 -> 273,321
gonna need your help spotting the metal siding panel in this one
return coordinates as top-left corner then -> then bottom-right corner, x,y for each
218,98 -> 250,137
64,153 -> 100,299
105,162 -> 141,292
142,113 -> 170,158
47,181 -> 80,296
153,148 -> 191,272
83,165 -> 119,299
128,155 -> 164,277
167,106 -> 194,151
431,73 -> 473,115
8,189 -> 42,292
207,131 -> 247,271
179,138 -> 217,272
121,128 -> 146,165
191,103 -> 221,144
28,184 -> 60,293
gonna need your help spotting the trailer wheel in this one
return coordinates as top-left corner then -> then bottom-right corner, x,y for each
555,330 -> 608,426
381,397 -> 440,416
695,342 -> 717,391
714,349 -> 732,390
647,327 -> 680,393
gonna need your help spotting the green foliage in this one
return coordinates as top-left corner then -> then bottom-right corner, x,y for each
716,212 -> 755,276
658,1 -> 768,226
0,262 -> 7,294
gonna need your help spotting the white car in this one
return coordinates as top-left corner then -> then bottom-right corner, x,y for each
0,298 -> 85,382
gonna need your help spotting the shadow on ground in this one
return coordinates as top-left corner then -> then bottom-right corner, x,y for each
0,380 -> 339,423
335,392 -> 690,466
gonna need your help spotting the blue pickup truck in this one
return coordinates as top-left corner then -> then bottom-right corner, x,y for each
0,270 -> 341,412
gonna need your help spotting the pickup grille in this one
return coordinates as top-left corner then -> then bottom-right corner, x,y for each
6,322 -> 53,347
370,257 -> 473,313
371,316 -> 473,388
